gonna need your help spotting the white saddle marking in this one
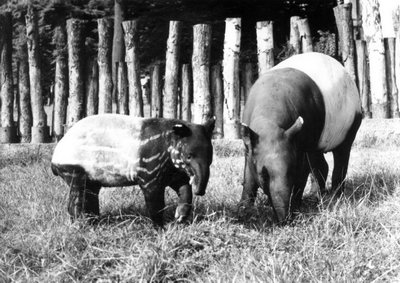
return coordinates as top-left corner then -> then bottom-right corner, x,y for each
273,52 -> 361,151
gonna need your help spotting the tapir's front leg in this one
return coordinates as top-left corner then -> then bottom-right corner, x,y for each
238,156 -> 259,217
141,185 -> 166,227
170,182 -> 192,223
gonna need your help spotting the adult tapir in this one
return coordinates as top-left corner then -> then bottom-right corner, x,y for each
240,52 -> 362,223
51,114 -> 215,226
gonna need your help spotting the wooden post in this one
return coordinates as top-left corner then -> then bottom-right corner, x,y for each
211,64 -> 223,139
192,23 -> 212,124
151,63 -> 162,118
0,12 -> 17,143
298,18 -> 313,53
256,21 -> 274,75
112,0 -> 127,114
356,40 -> 372,118
164,21 -> 182,119
122,20 -> 144,117
181,64 -> 192,121
385,38 -> 399,117
97,18 -> 113,114
394,5 -> 400,115
17,36 -> 32,143
26,7 -> 49,143
334,3 -> 357,83
361,0 -> 389,118
85,57 -> 99,117
223,18 -> 241,139
66,19 -> 86,130
290,16 -> 301,54
53,24 -> 68,141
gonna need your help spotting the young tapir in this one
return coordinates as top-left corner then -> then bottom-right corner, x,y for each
51,114 -> 215,226
240,52 -> 362,223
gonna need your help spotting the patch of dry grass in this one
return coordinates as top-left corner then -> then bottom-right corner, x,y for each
1,129 -> 400,281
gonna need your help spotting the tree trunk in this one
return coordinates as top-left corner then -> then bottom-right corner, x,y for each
97,18 -> 113,114
298,18 -> 313,53
385,38 -> 399,117
66,19 -> 86,130
256,21 -> 274,75
117,63 -> 129,114
164,21 -> 182,119
0,12 -> 16,143
151,63 -> 162,118
223,18 -> 241,139
53,24 -> 68,141
290,16 -> 301,54
192,23 -> 212,124
355,40 -> 371,118
211,64 -> 223,139
113,0 -> 126,113
181,64 -> 192,121
17,46 -> 32,143
334,3 -> 357,83
26,7 -> 48,142
85,57 -> 99,117
122,20 -> 144,117
361,0 -> 389,118
394,5 -> 400,115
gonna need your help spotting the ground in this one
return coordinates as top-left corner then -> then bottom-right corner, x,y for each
0,119 -> 399,281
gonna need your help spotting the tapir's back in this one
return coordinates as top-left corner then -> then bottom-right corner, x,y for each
52,114 -> 145,185
273,52 -> 361,151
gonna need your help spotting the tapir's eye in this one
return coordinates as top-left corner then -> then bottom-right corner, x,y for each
187,153 -> 195,160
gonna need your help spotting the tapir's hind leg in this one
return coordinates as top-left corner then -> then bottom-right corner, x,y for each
308,152 -> 329,195
83,182 -> 101,216
56,165 -> 101,220
331,114 -> 362,193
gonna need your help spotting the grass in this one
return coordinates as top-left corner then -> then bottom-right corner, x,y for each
1,139 -> 400,282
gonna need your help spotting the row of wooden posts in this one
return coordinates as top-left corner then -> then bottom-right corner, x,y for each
0,2 -> 399,144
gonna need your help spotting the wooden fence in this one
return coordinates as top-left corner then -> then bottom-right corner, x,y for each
0,1 -> 399,144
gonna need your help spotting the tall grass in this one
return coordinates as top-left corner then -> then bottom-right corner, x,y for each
0,144 -> 399,282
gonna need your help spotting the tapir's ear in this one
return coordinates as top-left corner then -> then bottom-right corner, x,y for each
203,116 -> 216,138
285,116 -> 304,139
173,123 -> 192,138
241,123 -> 259,148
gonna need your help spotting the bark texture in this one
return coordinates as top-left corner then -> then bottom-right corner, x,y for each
181,64 -> 192,122
151,63 -> 162,118
211,64 -> 223,139
97,18 -> 113,114
0,12 -> 16,143
298,18 -> 313,52
163,21 -> 182,119
355,40 -> 371,118
85,57 -> 99,117
192,23 -> 212,124
26,7 -> 47,128
223,18 -> 241,139
361,0 -> 389,118
123,20 -> 144,117
66,19 -> 86,129
53,24 -> 68,140
256,21 -> 274,75
385,37 -> 399,117
334,3 -> 357,83
290,16 -> 301,54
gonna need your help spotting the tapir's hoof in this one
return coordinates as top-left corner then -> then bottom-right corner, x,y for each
174,203 -> 191,223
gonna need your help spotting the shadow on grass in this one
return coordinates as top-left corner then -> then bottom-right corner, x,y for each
191,169 -> 399,231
